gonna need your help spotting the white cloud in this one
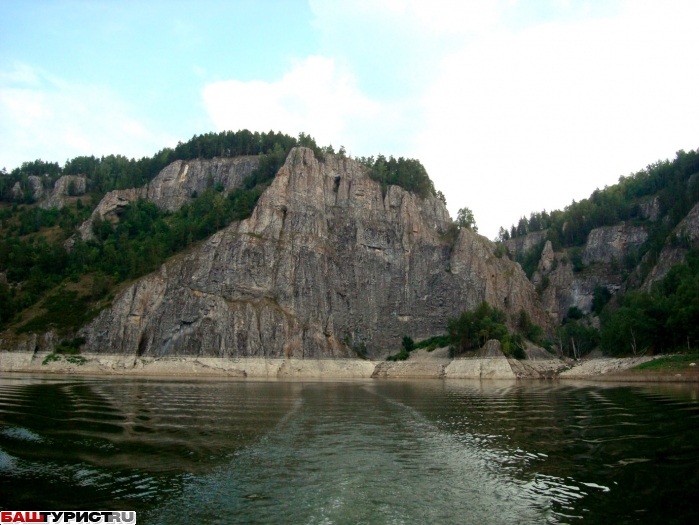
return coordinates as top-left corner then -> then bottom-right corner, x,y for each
417,0 -> 699,237
301,0 -> 698,237
202,1 -> 699,239
0,65 -> 171,170
202,56 -> 382,150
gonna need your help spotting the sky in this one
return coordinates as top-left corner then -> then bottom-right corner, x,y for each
1,0 -> 698,238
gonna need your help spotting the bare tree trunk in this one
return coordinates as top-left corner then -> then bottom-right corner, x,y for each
570,337 -> 578,360
630,329 -> 637,357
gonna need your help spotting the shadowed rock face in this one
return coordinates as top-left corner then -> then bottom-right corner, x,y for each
81,148 -> 549,358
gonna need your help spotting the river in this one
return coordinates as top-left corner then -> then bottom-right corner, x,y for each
0,375 -> 697,524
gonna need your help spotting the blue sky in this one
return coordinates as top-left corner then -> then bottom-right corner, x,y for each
2,0 -> 698,237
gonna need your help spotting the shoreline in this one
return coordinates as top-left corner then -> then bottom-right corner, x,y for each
1,351 -> 697,382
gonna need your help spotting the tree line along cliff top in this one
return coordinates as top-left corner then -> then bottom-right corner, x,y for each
0,130 -> 442,333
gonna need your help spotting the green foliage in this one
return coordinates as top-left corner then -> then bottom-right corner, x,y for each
55,337 -> 86,355
41,353 -> 61,365
566,306 -> 584,321
393,306 -> 542,360
515,240 -> 546,279
414,335 -> 451,352
357,155 -> 437,199
1,130 -> 304,206
387,349 -> 410,361
501,333 -> 527,359
439,223 -> 460,248
536,275 -> 550,296
15,290 -> 100,336
447,301 -> 509,353
557,320 -> 600,359
40,353 -> 86,366
632,354 -> 698,371
81,185 -> 265,283
517,310 -> 544,345
568,247 -> 584,272
592,286 -> 612,315
494,242 -> 506,258
600,249 -> 699,355
0,132 -> 299,328
456,207 -> 478,233
387,335 -> 416,361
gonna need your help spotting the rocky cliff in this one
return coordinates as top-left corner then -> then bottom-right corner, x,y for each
641,201 -> 699,289
77,156 -> 258,241
39,175 -> 87,210
581,224 -> 647,265
80,148 -> 549,358
529,202 -> 699,322
531,222 -> 649,322
532,241 -> 625,322
12,175 -> 45,201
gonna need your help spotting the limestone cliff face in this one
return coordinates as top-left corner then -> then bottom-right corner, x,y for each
582,224 -> 647,265
77,188 -> 147,241
81,148 -> 548,358
77,156 -> 258,241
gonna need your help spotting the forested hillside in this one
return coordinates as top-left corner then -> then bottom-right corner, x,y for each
499,149 -> 699,357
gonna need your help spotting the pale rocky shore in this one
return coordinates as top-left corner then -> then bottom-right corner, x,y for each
2,349 -> 694,382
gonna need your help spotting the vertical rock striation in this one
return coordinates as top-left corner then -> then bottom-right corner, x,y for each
81,148 -> 549,358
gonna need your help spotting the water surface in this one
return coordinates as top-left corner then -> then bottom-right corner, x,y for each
0,375 -> 697,524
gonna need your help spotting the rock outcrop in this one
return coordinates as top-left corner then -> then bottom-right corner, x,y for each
639,195 -> 661,222
582,223 -> 647,265
145,156 -> 258,212
536,259 -> 624,322
78,188 -> 146,241
77,156 -> 258,240
504,230 -> 547,256
12,175 -> 46,201
80,148 -> 549,358
532,231 -> 629,322
642,201 -> 699,289
39,175 -> 87,210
